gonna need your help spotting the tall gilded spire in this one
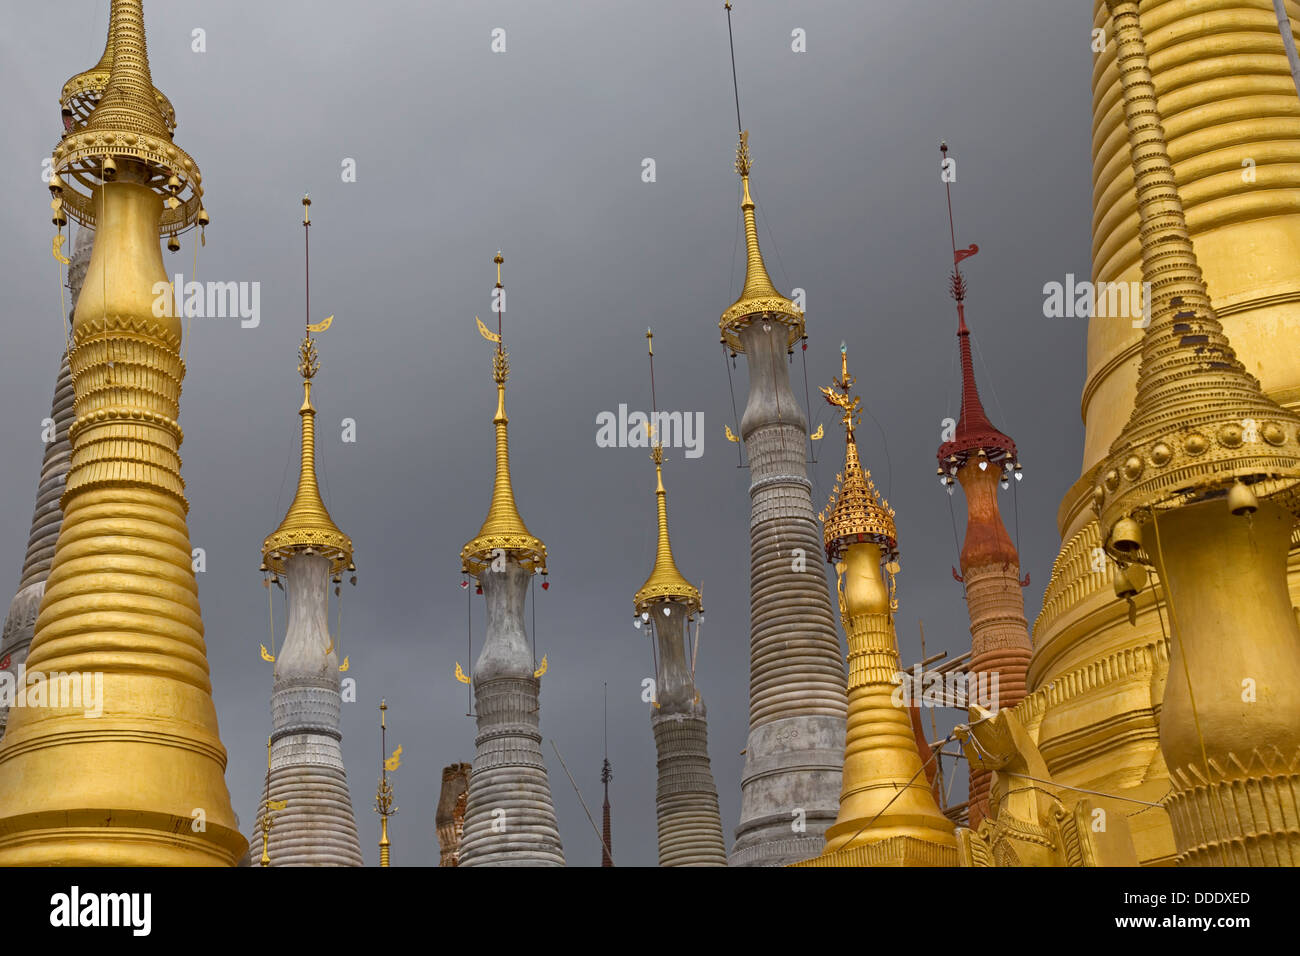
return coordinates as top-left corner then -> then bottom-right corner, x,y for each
635,332 -> 701,613
0,0 -> 244,865
1094,3 -> 1300,538
458,252 -> 564,867
250,198 -> 362,867
633,330 -> 726,867
718,131 -> 804,353
796,346 -> 956,867
1092,0 -> 1300,866
461,254 -> 547,576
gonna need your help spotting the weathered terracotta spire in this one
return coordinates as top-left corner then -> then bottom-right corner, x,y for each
935,144 -> 1032,830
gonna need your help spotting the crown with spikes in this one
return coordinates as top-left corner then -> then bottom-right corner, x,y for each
1095,1 -> 1300,555
50,0 -> 205,240
819,344 -> 898,562
461,253 -> 547,576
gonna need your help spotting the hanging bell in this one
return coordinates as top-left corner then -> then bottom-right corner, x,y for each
1013,462 -> 1023,481
1000,477 -> 1009,490
48,173 -> 63,197
166,173 -> 182,194
101,156 -> 117,180
1113,562 -> 1147,599
166,232 -> 180,253
1228,480 -> 1258,516
51,198 -> 67,227
197,207 -> 210,227
1109,517 -> 1142,554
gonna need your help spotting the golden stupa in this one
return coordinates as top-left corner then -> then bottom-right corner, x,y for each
967,0 -> 1300,867
795,347 -> 958,867
0,0 -> 242,865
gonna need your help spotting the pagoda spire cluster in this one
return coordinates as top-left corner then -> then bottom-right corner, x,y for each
1,0 -> 1298,872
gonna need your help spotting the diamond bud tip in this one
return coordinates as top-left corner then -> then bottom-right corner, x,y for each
641,611 -> 649,622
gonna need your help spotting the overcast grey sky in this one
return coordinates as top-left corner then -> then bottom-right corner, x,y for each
0,1 -> 1094,866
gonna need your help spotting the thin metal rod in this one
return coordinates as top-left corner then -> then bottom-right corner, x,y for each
551,740 -> 613,865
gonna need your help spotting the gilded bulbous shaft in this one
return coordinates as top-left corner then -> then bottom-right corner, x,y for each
1150,501 -> 1300,864
797,544 -> 956,867
0,161 -> 244,865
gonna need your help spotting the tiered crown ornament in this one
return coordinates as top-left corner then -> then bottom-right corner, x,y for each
634,331 -> 702,618
819,344 -> 898,563
1094,2 -> 1300,558
935,143 -> 1020,493
718,131 -> 805,353
262,197 -> 353,578
58,4 -> 175,134
461,253 -> 548,576
49,0 -> 204,241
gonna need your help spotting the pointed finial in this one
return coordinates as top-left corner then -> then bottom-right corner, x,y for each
718,5 -> 803,353
935,143 -> 1017,475
263,201 -> 352,576
634,331 -> 702,616
462,253 -> 547,576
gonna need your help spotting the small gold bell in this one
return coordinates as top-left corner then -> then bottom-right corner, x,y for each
1113,563 -> 1147,600
1109,516 -> 1142,554
101,156 -> 117,180
166,232 -> 180,253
